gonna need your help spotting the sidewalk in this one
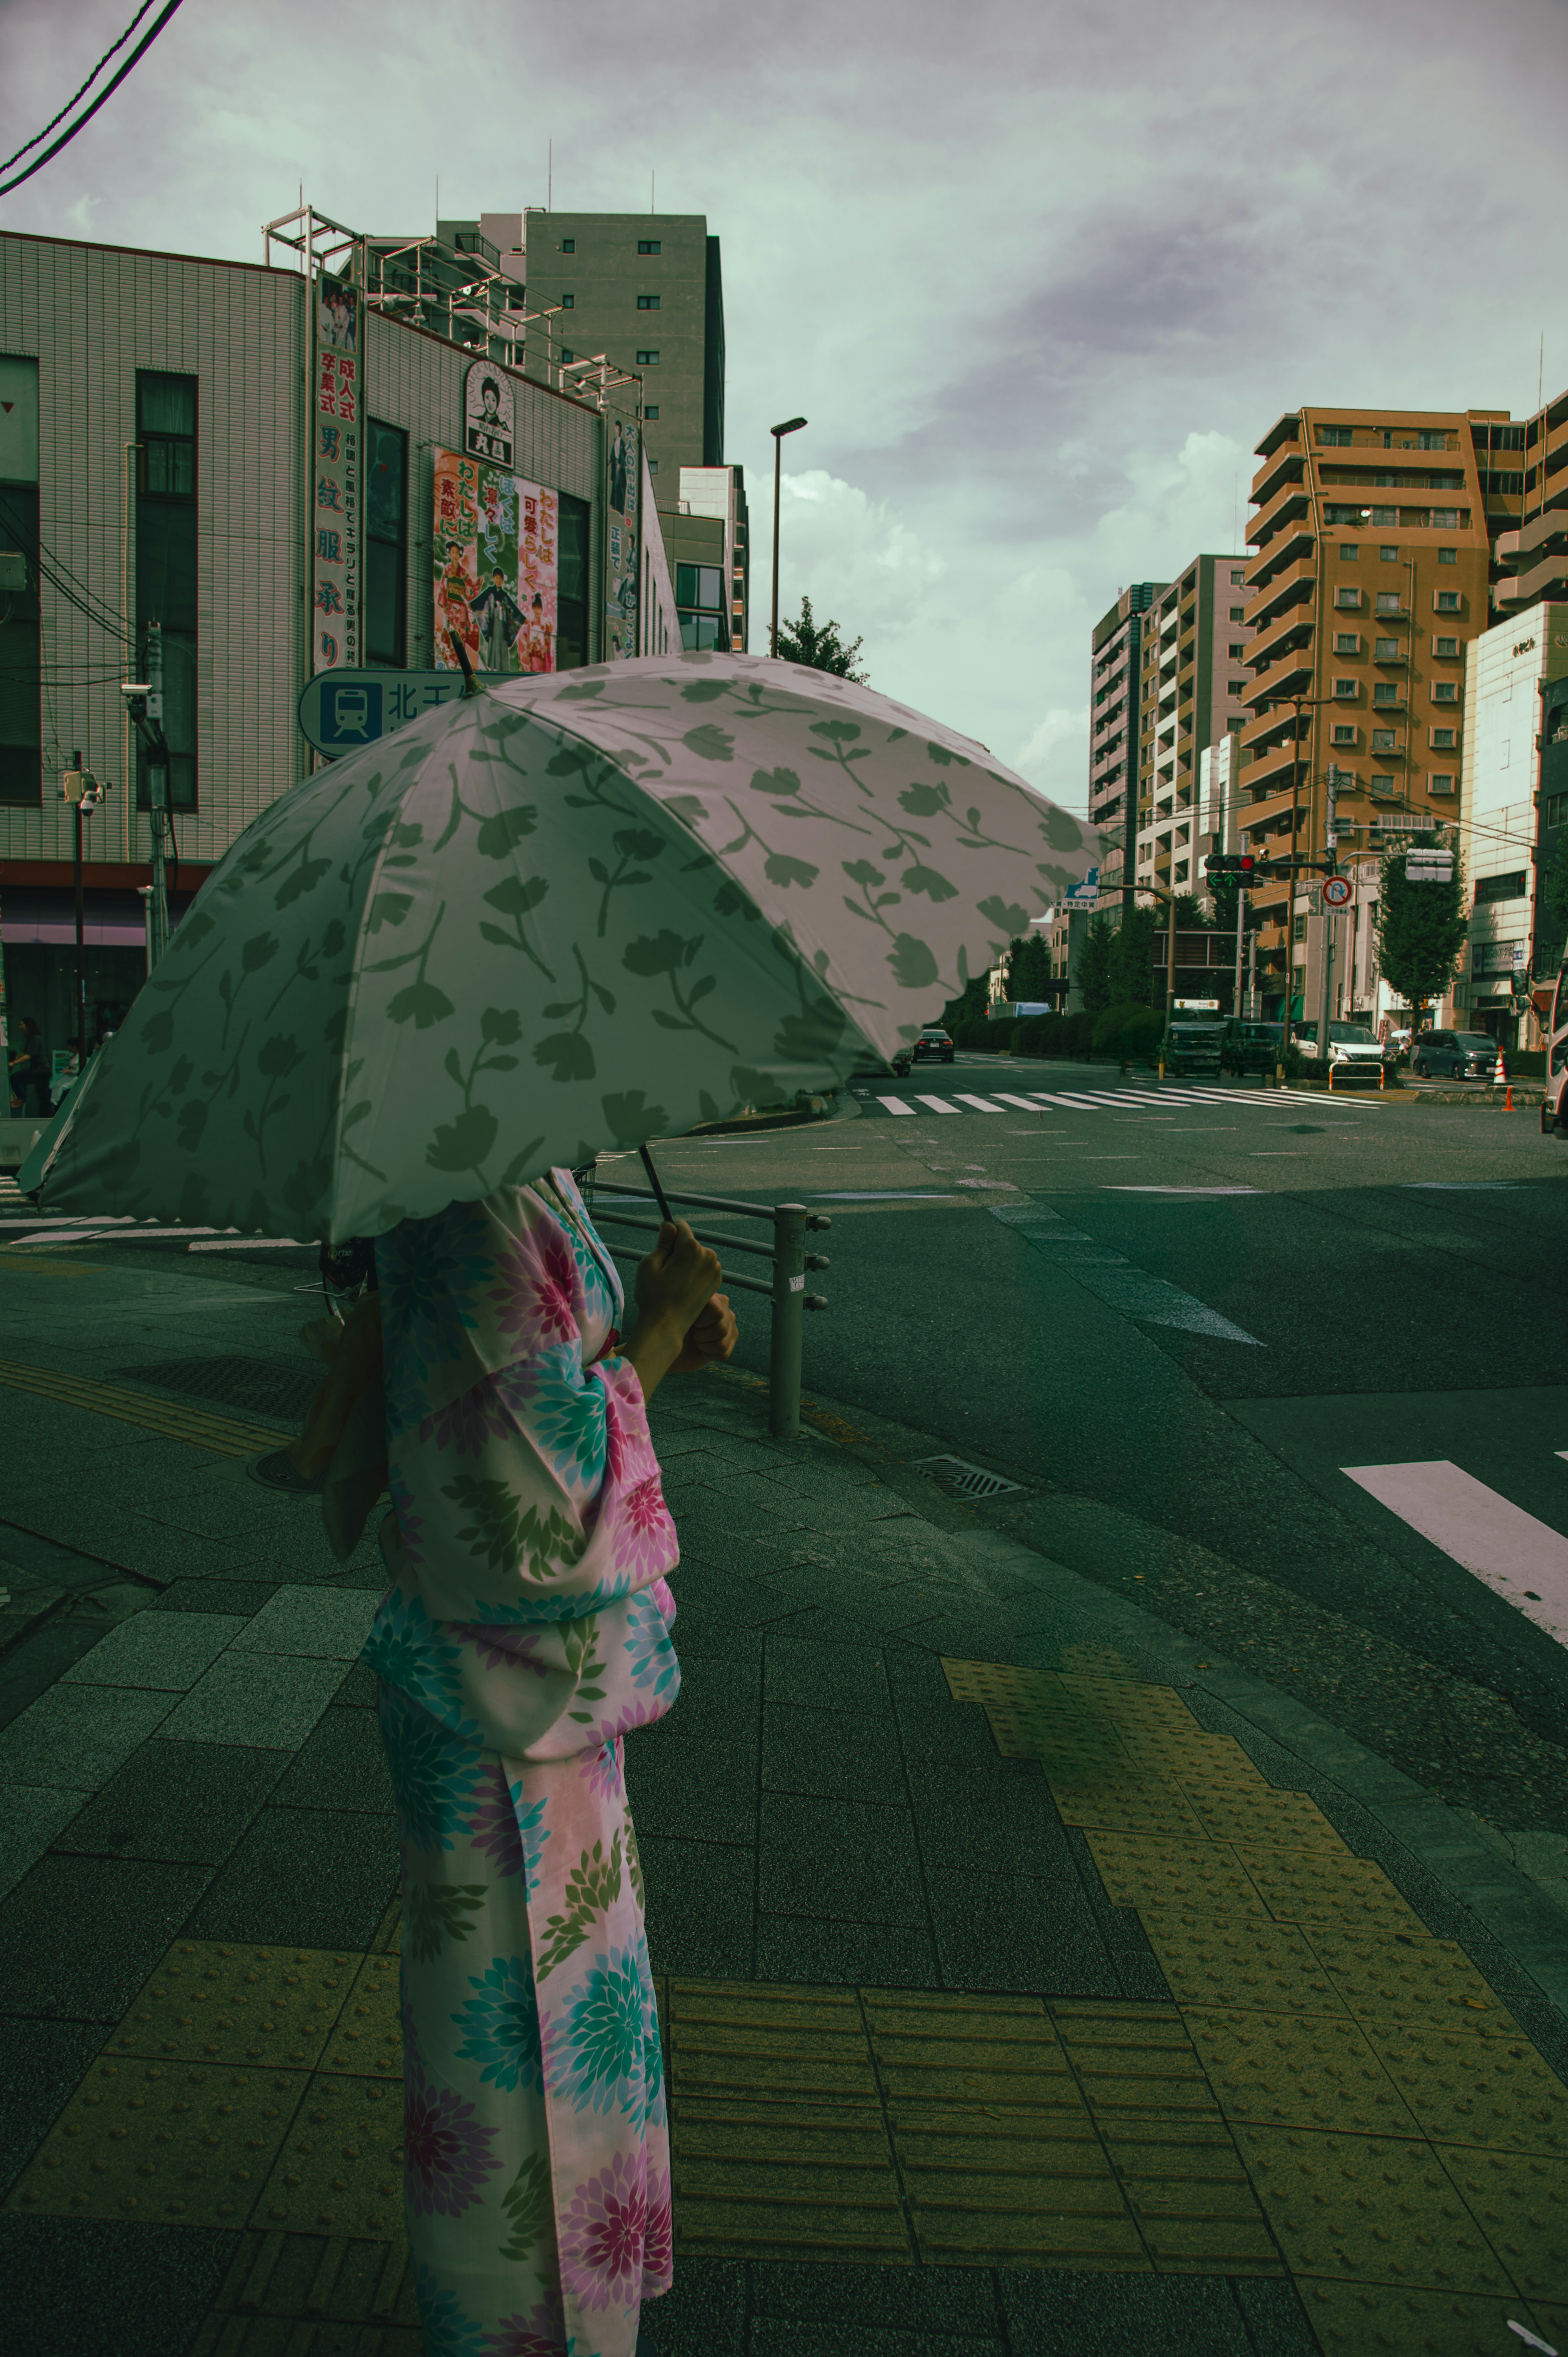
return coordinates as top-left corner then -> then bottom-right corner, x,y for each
1,1257 -> 1566,2355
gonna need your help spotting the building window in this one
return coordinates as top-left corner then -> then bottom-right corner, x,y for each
1431,509 -> 1459,529
1434,635 -> 1459,656
648,458 -> 658,474
1334,678 -> 1358,698
1371,729 -> 1397,751
135,370 -> 198,811
1228,605 -> 1245,620
556,493 -> 589,668
1431,681 -> 1458,704
560,348 -> 574,364
1435,591 -> 1461,612
1336,588 -> 1362,608
1316,426 -> 1354,446
1292,914 -> 1308,941
561,238 -> 575,252
1228,680 -> 1247,697
635,350 -> 659,366
1227,718 -> 1243,734
1416,430 -> 1447,450
1376,591 -> 1402,614
1546,789 -> 1568,829
636,294 -> 660,311
1379,544 -> 1399,562
1373,637 -> 1399,660
676,562 -> 726,649
1476,870 -> 1527,904
1430,773 -> 1455,794
1430,727 -> 1457,749
644,405 -> 659,420
561,293 -> 574,308
1333,632 -> 1361,654
365,419 -> 407,669
1370,773 -> 1394,794
1340,544 -> 1360,560
1332,724 -> 1357,745
0,357 -> 40,806
637,239 -> 661,255
1230,568 -> 1245,584
1370,506 -> 1396,528
1228,641 -> 1245,657
1437,546 -> 1457,564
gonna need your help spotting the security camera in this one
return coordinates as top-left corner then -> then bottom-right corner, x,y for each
120,682 -> 152,698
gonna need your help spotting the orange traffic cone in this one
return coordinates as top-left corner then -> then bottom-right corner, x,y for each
1506,1084 -> 1515,1110
1493,1047 -> 1507,1088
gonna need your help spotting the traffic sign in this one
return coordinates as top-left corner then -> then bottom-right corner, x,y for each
296,668 -> 510,758
1321,874 -> 1353,909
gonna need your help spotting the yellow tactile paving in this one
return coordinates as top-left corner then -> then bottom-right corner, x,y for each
1084,1834 -> 1268,1915
1362,2025 -> 1568,2157
0,1359 -> 288,1457
1233,1847 -> 1427,1938
1183,2009 -> 1422,2138
109,1943 -> 356,2070
1234,2125 -> 1517,2296
1300,2280 -> 1563,2357
1309,1932 -> 1527,2037
1138,1912 -> 1350,2018
1437,2147 -> 1568,2303
252,2073 -> 404,2237
316,1953 -> 403,2078
11,2056 -> 304,2227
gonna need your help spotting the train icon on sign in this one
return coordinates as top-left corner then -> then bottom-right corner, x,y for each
322,683 -> 380,745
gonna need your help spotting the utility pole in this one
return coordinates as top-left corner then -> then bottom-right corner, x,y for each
62,753 -> 111,1071
1316,763 -> 1341,1054
146,621 -> 169,968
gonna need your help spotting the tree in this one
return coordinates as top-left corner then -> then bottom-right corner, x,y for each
940,974 -> 989,1030
1375,841 -> 1467,1013
1078,913 -> 1114,1012
775,595 -> 869,682
1107,905 -> 1158,1008
1007,930 -> 1054,1003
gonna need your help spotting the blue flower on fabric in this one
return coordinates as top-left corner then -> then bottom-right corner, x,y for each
378,1201 -> 497,1435
451,1955 -> 544,2093
545,1944 -> 648,2119
624,1592 -> 679,1699
362,1589 -> 467,1716
379,1684 -> 488,1853
410,2263 -> 489,2357
527,1341 -> 608,1491
517,1793 -> 550,1897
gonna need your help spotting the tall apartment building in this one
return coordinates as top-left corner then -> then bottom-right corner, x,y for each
1241,406 -> 1503,1019
665,464 -> 750,652
1130,554 -> 1254,898
1088,582 -> 1163,907
1495,385 -> 1568,615
1456,605 -> 1568,1044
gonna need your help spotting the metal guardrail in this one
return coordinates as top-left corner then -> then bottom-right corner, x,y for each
588,1180 -> 832,1440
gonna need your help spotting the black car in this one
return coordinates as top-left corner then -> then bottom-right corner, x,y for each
911,1027 -> 955,1064
1410,1029 -> 1499,1081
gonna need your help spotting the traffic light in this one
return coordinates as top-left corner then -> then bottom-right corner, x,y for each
1405,849 -> 1453,884
1205,853 -> 1256,887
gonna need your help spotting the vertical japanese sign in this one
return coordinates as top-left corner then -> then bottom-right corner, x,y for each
311,277 -> 361,673
433,450 -> 557,673
605,417 -> 639,660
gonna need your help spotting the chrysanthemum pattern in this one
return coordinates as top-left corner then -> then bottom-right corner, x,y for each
623,1589 -> 678,1699
559,2150 -> 650,2313
419,1378 -> 515,1459
451,1954 -> 544,2093
526,1342 -> 609,1491
484,2298 -> 568,2357
404,2059 -> 501,2218
543,1944 -> 650,2119
611,1474 -> 674,1582
364,1589 -> 467,1717
380,1684 -> 488,1851
379,1201 -> 497,1434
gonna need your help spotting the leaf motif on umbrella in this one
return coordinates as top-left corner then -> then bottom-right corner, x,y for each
1040,807 -> 1085,851
590,827 -> 667,938
623,930 -> 736,1050
428,1104 -> 500,1175
275,857 -> 330,909
749,766 -> 802,796
388,981 -> 456,1029
601,1090 -> 669,1146
143,1010 -> 174,1053
176,1100 -> 207,1153
774,999 -> 847,1061
763,853 -> 819,890
242,933 -> 281,971
479,876 -> 554,981
680,681 -> 730,704
681,725 -> 734,763
888,935 -> 940,990
368,893 -> 414,933
477,805 -> 539,860
899,781 -> 949,819
978,895 -> 1031,937
901,864 -> 958,903
535,1033 -> 596,1083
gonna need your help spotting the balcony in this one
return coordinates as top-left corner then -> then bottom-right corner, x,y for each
1252,438 -> 1305,507
1247,524 -> 1314,592
1249,479 -> 1311,549
1245,558 -> 1317,633
1247,604 -> 1314,672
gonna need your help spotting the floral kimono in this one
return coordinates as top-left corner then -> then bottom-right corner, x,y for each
364,1175 -> 680,2357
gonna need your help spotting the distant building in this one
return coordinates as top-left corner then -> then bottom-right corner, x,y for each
1457,604 -> 1568,1046
1491,388 -> 1568,617
668,465 -> 750,651
1131,555 -> 1254,898
1088,582 -> 1163,908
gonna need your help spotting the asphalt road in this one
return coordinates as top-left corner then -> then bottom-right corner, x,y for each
648,1053 -> 1568,1837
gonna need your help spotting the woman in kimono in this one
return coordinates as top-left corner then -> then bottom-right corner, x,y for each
362,1175 -> 733,2357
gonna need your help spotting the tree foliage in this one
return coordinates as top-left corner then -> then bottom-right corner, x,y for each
775,595 -> 869,682
1107,905 -> 1159,1008
1006,930 -> 1054,1003
1078,913 -> 1114,1013
1375,842 -> 1467,1009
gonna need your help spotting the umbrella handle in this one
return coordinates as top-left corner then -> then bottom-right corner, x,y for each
639,1144 -> 675,1226
447,629 -> 478,698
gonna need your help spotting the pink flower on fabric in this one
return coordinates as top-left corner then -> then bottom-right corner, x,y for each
602,1379 -> 632,1488
642,2161 -> 674,2294
611,1474 -> 674,1577
559,2150 -> 649,2311
492,1226 -> 579,1348
403,2061 -> 500,2217
579,1736 -> 624,1803
417,1378 -> 512,1458
485,2296 -> 568,2356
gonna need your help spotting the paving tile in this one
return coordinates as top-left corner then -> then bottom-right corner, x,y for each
268,1708 -> 395,1814
754,1914 -> 941,1990
156,1651 -> 345,1748
227,1583 -> 381,1661
762,1705 -> 912,1808
907,1772 -> 1075,1882
0,1680 -> 174,1794
0,2212 -> 234,2357
331,1659 -> 379,1708
60,1610 -> 245,1692
625,1733 -> 758,1845
924,1867 -> 1121,1998
0,2011 -> 106,2200
748,2261 -> 1002,2341
145,1578 -> 285,1617
1225,2274 -> 1321,2357
996,2267 -> 1256,2356
763,1636 -> 892,1714
0,1619 -> 114,1735
182,1806 -> 398,1950
0,1782 -> 86,1900
748,2326 -> 993,2355
638,2254 -> 746,2357
0,1855 -> 213,2020
760,1567 -> 945,1636
759,1795 -> 925,1927
657,1648 -> 762,1743
640,1835 -> 755,1978
51,1739 -> 292,1865
659,1592 -> 766,1665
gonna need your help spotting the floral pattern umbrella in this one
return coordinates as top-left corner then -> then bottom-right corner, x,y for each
42,653 -> 1099,1242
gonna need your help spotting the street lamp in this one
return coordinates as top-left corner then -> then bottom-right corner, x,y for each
770,416 -> 807,657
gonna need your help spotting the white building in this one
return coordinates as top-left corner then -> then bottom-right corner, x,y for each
1457,604 -> 1568,1044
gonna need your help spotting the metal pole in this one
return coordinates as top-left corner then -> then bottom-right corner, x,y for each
1161,885 -> 1177,1075
72,749 -> 87,1071
769,1201 -> 807,1437
1316,763 -> 1340,1062
147,622 -> 169,969
1232,879 -> 1245,1021
770,433 -> 782,657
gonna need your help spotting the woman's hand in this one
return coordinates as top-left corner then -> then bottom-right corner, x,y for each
621,1222 -> 726,1401
669,1291 -> 738,1374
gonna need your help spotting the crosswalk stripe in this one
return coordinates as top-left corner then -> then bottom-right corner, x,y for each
858,1083 -> 1365,1118
952,1094 -> 1006,1113
877,1095 -> 918,1115
914,1094 -> 961,1113
1343,1460 -> 1568,1649
993,1094 -> 1047,1110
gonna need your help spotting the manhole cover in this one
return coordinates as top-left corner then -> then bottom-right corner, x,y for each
913,1454 -> 1026,1500
121,1358 -> 319,1424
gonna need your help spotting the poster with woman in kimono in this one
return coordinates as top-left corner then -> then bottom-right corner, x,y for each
434,449 -> 559,674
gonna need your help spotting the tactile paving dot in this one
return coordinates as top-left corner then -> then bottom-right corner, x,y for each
1047,1777 -> 1208,1838
318,1953 -> 403,2077
1306,1934 -> 1524,2035
1233,1849 -> 1426,1937
1299,2279 -> 1551,2354
6,2058 -> 304,2226
1364,2027 -> 1568,2158
1234,2126 -> 1514,2294
1058,1677 -> 1197,1732
1182,2008 -> 1419,2136
1177,1782 -> 1343,1850
252,2071 -> 404,2238
1138,1913 -> 1348,2018
1083,1834 -> 1265,1915
110,1942 -> 355,2069
1434,2147 -> 1568,2300
940,1659 -> 1049,1707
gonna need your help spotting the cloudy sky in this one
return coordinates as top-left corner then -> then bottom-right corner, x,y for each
4,0 -> 1567,814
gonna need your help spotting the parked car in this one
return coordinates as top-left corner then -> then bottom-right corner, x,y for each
1225,1019 -> 1285,1075
911,1026 -> 955,1065
1164,1019 -> 1223,1077
1410,1029 -> 1499,1081
1293,1020 -> 1392,1079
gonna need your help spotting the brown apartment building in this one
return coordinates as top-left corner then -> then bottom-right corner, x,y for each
1131,554 -> 1254,898
1241,405 -> 1517,1017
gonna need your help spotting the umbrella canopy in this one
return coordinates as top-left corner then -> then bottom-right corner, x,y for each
43,654 -> 1100,1242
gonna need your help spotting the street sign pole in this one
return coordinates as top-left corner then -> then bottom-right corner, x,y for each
1316,765 -> 1341,1059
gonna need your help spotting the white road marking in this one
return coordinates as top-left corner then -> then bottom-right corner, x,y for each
7,1224 -> 224,1249
1343,1460 -> 1568,1648
1106,1186 -> 1261,1195
811,1190 -> 958,1201
1403,1182 -> 1519,1191
877,1095 -> 918,1115
914,1094 -> 961,1113
952,1094 -> 1006,1113
990,1205 -> 1264,1342
993,1093 -> 1049,1110
188,1237 -> 309,1253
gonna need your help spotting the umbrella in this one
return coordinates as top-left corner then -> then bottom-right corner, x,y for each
42,653 -> 1100,1242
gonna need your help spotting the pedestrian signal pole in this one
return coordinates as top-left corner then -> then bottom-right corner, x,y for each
1204,853 -> 1256,1025
1316,765 -> 1342,1059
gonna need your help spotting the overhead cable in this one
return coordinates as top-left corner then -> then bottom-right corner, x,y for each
0,0 -> 161,179
0,0 -> 186,200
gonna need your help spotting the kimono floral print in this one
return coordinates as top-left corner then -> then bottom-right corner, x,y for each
366,1175 -> 679,2357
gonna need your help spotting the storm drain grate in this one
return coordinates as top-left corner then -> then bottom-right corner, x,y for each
912,1453 -> 1026,1500
120,1357 -> 320,1425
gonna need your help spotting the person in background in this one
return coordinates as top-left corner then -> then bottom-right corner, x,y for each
9,1017 -> 51,1115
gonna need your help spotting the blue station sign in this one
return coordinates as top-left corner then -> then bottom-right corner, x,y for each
296,668 -> 510,758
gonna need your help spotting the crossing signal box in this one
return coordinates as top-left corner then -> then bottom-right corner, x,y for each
1204,854 -> 1256,887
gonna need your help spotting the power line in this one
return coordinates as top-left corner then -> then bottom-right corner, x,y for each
0,0 -> 161,178
0,0 -> 186,201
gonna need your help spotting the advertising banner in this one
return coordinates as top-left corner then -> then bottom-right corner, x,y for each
434,450 -> 558,675
606,417 -> 639,659
311,277 -> 361,673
